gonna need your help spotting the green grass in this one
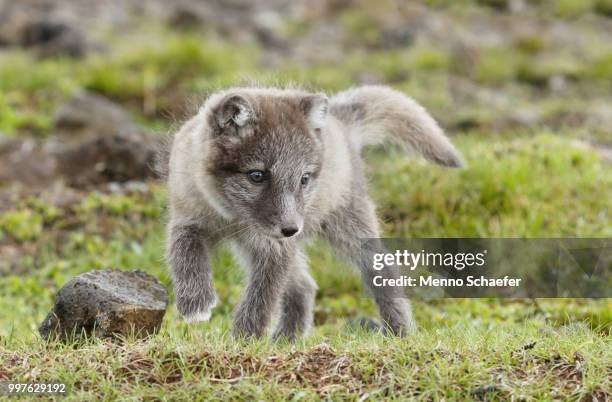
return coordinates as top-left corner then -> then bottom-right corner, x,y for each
426,0 -> 612,17
1,133 -> 610,400
1,19 -> 612,137
371,133 -> 612,237
554,0 -> 594,18
1,2 -> 611,399
2,312 -> 610,400
0,30 -> 257,135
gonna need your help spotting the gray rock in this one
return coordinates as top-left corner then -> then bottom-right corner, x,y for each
378,27 -> 414,49
21,19 -> 88,58
53,90 -> 138,139
167,6 -> 206,30
53,131 -> 158,187
0,91 -> 161,188
0,3 -> 93,58
39,269 -> 168,342
0,137 -> 58,186
51,91 -> 159,187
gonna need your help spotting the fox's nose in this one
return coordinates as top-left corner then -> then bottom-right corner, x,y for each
280,226 -> 299,237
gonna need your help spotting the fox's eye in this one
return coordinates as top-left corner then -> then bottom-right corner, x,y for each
248,170 -> 265,183
301,173 -> 311,186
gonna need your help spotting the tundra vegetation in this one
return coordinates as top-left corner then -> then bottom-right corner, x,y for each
0,0 -> 610,400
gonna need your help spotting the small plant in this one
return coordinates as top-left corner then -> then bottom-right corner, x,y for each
594,0 -> 612,15
473,48 -> 523,85
0,209 -> 44,242
554,0 -> 594,17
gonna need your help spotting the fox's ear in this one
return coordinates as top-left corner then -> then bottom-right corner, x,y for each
214,94 -> 253,129
301,93 -> 328,131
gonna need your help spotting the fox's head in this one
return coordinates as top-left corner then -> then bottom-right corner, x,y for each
202,90 -> 328,239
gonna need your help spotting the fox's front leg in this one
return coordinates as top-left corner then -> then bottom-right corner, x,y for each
167,223 -> 217,323
272,249 -> 317,341
232,240 -> 294,338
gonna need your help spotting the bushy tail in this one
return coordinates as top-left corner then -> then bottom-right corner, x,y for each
329,85 -> 464,167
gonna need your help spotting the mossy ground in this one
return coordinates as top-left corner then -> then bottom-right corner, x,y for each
0,1 -> 611,400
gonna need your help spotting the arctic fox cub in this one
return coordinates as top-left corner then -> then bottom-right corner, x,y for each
165,85 -> 462,339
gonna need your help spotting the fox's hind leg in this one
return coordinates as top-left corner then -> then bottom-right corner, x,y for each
272,249 -> 317,341
321,198 -> 416,336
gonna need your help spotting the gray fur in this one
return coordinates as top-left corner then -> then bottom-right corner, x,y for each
166,223 -> 217,323
272,250 -> 317,340
165,85 -> 462,339
231,238 -> 295,338
331,85 -> 464,167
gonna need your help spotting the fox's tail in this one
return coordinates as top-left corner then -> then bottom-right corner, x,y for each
329,85 -> 463,167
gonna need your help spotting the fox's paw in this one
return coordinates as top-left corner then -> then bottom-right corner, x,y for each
176,291 -> 217,324
379,299 -> 417,337
183,308 -> 214,323
383,318 -> 417,337
232,313 -> 265,339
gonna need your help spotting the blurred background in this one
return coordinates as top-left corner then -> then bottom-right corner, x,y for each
0,0 -> 610,339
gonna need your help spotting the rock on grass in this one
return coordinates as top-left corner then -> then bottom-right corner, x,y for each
39,269 -> 168,342
0,91 -> 160,188
52,90 -> 159,187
